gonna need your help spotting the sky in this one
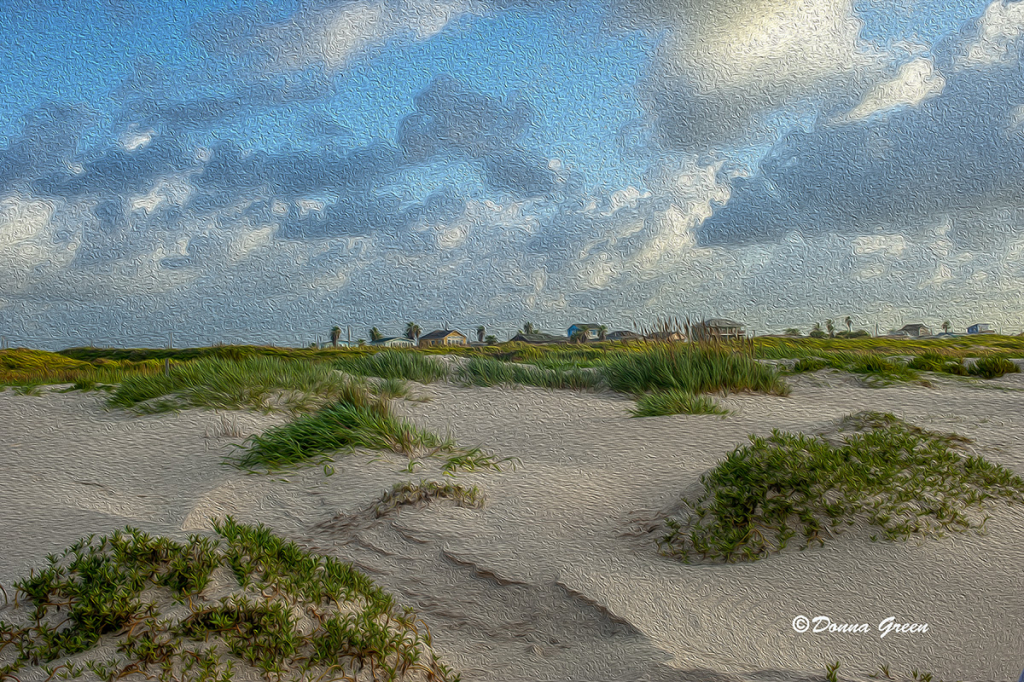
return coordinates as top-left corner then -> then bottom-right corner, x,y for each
1,0 -> 1023,349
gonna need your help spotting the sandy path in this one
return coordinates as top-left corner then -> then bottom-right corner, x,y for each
2,371 -> 1023,681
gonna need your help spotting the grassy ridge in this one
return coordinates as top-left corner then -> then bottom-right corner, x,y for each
455,357 -> 602,390
107,356 -> 354,413
332,350 -> 450,384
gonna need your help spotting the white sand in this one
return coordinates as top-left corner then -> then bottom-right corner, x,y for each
2,371 -> 1024,681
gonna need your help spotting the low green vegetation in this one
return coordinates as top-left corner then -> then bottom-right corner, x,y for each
106,357 -> 353,414
601,343 -> 790,397
659,411 -> 1024,563
906,352 -> 1019,379
788,353 -> 923,385
454,357 -> 601,391
630,389 -> 728,418
332,351 -> 450,384
0,519 -> 459,682
1,349 -> 165,389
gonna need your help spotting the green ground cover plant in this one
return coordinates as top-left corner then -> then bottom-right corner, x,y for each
106,357 -> 352,414
659,412 -> 1024,563
630,389 -> 728,418
0,519 -> 459,682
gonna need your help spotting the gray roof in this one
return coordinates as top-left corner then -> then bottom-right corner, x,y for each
511,332 -> 568,344
703,318 -> 744,328
419,329 -> 466,340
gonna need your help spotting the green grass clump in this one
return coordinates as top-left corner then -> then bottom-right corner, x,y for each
846,354 -> 921,384
630,389 -> 728,417
333,350 -> 449,384
107,357 -> 352,414
231,393 -> 459,471
659,412 -> 1024,563
968,356 -> 1020,379
373,480 -> 485,517
601,343 -> 789,397
374,377 -> 412,400
791,357 -> 831,373
455,357 -> 601,391
908,351 -> 969,375
0,518 -> 459,682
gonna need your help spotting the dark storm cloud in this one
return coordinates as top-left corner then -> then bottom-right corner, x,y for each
698,45 -> 1024,247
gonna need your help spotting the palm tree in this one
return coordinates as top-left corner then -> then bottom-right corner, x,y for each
826,319 -> 835,338
329,326 -> 341,348
477,325 -> 485,343
370,327 -> 383,342
942,320 -> 951,333
405,322 -> 421,342
523,322 -> 536,334
598,325 -> 607,341
844,316 -> 852,333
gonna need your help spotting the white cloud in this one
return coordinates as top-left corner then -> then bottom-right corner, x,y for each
840,58 -> 945,121
121,129 -> 154,151
643,0 -> 875,93
256,0 -> 477,73
957,0 -> 1024,68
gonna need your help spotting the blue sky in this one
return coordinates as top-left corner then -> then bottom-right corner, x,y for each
1,0 -> 1023,348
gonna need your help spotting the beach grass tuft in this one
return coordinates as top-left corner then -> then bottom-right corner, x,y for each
600,342 -> 790,397
0,518 -> 460,682
659,412 -> 1024,563
630,389 -> 729,417
230,390 -> 464,471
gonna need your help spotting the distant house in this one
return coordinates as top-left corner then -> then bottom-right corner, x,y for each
967,323 -> 994,334
509,332 -> 569,345
369,336 -> 415,348
645,331 -> 685,342
690,318 -> 745,341
606,330 -> 643,343
567,324 -> 602,341
418,330 -> 468,347
899,324 -> 931,338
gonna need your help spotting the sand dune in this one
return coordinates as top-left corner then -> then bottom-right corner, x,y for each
2,371 -> 1023,681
